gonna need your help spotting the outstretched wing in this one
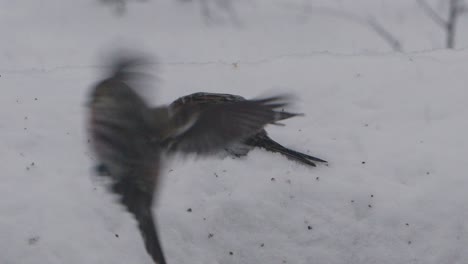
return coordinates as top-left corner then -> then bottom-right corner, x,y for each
163,95 -> 302,155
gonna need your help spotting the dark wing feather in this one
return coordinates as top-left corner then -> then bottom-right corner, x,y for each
170,92 -> 246,108
164,95 -> 302,155
112,175 -> 166,264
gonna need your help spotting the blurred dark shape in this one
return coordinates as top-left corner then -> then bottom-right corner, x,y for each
417,0 -> 467,48
99,0 -> 149,16
366,17 -> 402,52
98,0 -> 239,24
166,92 -> 327,166
87,53 -> 301,263
177,0 -> 240,25
99,0 -> 127,15
99,49 -> 158,98
88,55 -> 165,263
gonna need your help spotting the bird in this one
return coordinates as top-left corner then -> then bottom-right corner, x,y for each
87,55 -> 303,264
166,92 -> 327,167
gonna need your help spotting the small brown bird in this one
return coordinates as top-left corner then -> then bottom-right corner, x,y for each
87,55 -> 302,264
166,92 -> 327,166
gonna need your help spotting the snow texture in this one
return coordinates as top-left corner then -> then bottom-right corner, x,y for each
1,0 -> 468,264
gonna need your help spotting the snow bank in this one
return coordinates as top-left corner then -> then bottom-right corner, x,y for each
2,49 -> 468,264
1,0 -> 468,263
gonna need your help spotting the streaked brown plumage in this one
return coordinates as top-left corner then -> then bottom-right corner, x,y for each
87,56 -> 302,264
166,92 -> 327,166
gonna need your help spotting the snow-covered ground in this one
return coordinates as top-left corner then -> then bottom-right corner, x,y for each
2,1 -> 468,264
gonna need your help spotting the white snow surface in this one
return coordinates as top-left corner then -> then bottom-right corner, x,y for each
1,1 -> 468,264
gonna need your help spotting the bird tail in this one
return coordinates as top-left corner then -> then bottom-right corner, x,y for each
245,132 -> 327,167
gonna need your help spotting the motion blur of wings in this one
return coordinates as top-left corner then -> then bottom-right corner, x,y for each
164,92 -> 327,167
86,53 -> 304,263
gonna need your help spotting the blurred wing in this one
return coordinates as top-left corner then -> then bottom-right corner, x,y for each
89,53 -> 165,264
164,95 -> 302,155
111,168 -> 166,264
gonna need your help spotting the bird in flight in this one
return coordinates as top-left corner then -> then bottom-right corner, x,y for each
165,92 -> 327,166
87,55 -> 303,264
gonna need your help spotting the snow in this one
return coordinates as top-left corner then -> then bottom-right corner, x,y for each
1,0 -> 468,263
